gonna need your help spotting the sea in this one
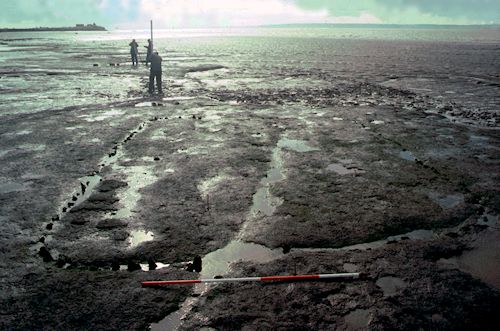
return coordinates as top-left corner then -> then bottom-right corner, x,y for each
1,26 -> 499,120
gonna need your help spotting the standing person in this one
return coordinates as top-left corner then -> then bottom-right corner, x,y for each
129,39 -> 139,66
149,51 -> 163,94
144,39 -> 153,65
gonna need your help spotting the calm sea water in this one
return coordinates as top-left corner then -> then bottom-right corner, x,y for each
0,26 -> 499,118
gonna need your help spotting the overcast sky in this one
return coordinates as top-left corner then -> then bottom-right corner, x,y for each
1,0 -> 499,29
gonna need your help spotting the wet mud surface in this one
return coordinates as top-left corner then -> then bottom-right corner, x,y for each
181,228 -> 500,331
1,30 -> 499,330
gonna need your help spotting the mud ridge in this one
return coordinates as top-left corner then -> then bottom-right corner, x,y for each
36,115 -> 171,264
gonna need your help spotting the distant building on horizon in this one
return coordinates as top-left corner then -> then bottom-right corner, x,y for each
0,23 -> 106,33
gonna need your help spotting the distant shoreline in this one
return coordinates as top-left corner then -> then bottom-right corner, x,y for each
0,24 -> 106,33
260,23 -> 500,29
1,23 -> 498,33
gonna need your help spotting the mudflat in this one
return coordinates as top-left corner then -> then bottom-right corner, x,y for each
0,28 -> 499,330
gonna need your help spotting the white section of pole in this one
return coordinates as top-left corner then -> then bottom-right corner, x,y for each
150,20 -> 153,49
202,277 -> 262,283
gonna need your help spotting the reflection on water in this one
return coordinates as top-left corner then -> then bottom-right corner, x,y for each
399,150 -> 416,161
327,163 -> 362,175
1,27 -> 498,121
79,109 -> 126,122
344,309 -> 371,329
201,240 -> 283,278
18,144 -> 46,152
154,137 -> 315,330
251,187 -> 280,217
197,174 -> 231,200
277,138 -> 319,152
427,191 -> 464,209
139,262 -> 169,271
0,181 -> 28,194
151,240 -> 283,331
376,276 -> 407,296
128,229 -> 154,248
441,217 -> 500,290
299,229 -> 436,253
74,27 -> 500,43
112,165 -> 156,219
3,26 -> 499,331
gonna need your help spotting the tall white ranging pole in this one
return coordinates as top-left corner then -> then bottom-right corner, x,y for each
142,273 -> 361,287
150,20 -> 153,50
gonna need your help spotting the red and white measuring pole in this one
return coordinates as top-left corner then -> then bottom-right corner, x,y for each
142,273 -> 361,287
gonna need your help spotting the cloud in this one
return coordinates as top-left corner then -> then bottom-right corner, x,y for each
2,0 -> 498,29
136,0 -> 333,28
0,0 -> 141,28
291,0 -> 500,24
376,0 -> 500,22
0,0 -> 108,27
0,0 -> 393,29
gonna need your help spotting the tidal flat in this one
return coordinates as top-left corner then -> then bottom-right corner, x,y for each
0,27 -> 499,330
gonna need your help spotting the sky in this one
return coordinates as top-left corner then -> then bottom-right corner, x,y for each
1,0 -> 499,29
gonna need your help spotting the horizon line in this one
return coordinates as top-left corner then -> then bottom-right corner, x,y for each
2,22 -> 500,31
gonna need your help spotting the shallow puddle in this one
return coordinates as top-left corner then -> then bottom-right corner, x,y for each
18,143 -> 46,152
79,109 -> 125,122
251,187 -> 281,217
201,240 -> 284,278
151,240 -> 283,330
376,276 -> 407,296
128,229 -> 154,248
344,309 -> 371,330
14,130 -> 32,135
441,217 -> 500,290
0,149 -> 14,158
298,229 -> 436,253
162,96 -> 196,101
0,181 -> 28,194
327,163 -> 361,176
139,262 -> 170,271
427,192 -> 464,209
111,165 -> 156,219
134,101 -> 165,107
197,174 -> 230,200
65,125 -> 85,131
241,143 -> 285,235
264,148 -> 285,183
399,150 -> 416,161
152,137 -> 304,330
477,213 -> 498,227
277,138 -> 319,152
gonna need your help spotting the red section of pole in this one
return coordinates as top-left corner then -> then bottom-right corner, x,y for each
142,279 -> 201,287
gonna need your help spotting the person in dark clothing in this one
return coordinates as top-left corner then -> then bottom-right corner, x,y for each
149,51 -> 163,94
129,39 -> 139,66
144,39 -> 153,65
